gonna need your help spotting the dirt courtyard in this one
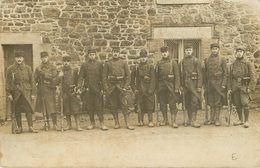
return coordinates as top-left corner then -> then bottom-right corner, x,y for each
0,108 -> 260,167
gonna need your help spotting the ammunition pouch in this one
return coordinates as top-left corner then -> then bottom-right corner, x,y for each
108,75 -> 124,83
191,72 -> 198,80
167,75 -> 175,82
142,75 -> 151,83
242,77 -> 251,86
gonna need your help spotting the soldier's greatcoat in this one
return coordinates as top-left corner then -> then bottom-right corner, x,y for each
35,61 -> 59,114
77,58 -> 103,112
156,58 -> 180,101
205,55 -> 228,106
179,56 -> 203,111
130,61 -> 156,111
102,58 -> 131,111
6,63 -> 36,113
230,58 -> 257,107
58,66 -> 80,115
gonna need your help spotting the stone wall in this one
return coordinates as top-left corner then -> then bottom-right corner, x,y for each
0,0 -> 259,61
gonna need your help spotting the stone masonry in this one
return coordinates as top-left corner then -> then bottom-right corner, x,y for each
0,0 -> 259,62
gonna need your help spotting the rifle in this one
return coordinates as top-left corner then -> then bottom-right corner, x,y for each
156,94 -> 160,127
41,77 -> 49,131
226,64 -> 232,126
203,61 -> 210,125
60,75 -> 64,132
10,73 -> 17,134
180,63 -> 187,127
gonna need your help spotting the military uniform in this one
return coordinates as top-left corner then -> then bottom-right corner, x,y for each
179,53 -> 203,128
35,51 -> 60,130
6,51 -> 38,133
77,49 -> 107,131
204,44 -> 228,126
103,49 -> 134,130
130,49 -> 156,127
156,47 -> 180,127
57,56 -> 82,131
230,48 -> 257,128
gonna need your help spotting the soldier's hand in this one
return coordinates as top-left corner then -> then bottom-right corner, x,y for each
221,85 -> 226,91
39,70 -> 45,77
31,95 -> 35,100
197,88 -> 202,93
100,90 -> 104,95
8,95 -> 13,101
122,87 -> 126,91
59,71 -> 64,77
227,90 -> 232,95
247,89 -> 252,94
174,89 -> 179,93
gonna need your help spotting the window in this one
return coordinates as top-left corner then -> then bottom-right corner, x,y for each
164,39 -> 201,62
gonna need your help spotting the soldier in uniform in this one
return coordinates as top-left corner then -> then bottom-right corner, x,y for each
77,49 -> 108,131
6,51 -> 38,133
228,47 -> 257,128
156,47 -> 180,128
130,49 -> 156,127
57,55 -> 83,131
103,48 -> 134,130
179,45 -> 203,128
35,51 -> 60,130
204,43 -> 228,126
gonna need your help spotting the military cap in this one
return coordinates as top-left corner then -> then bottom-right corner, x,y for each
140,49 -> 148,57
160,46 -> 169,53
184,44 -> 193,49
236,46 -> 245,52
62,55 -> 71,61
254,50 -> 260,58
88,49 -> 96,54
14,51 -> 24,57
211,43 -> 220,48
40,51 -> 49,57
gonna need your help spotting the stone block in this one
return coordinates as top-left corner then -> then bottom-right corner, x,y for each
20,27 -> 31,31
68,19 -> 79,27
71,12 -> 81,19
0,21 -> 7,26
15,22 -> 24,26
3,27 -> 10,32
134,39 -> 146,46
15,6 -> 26,13
82,13 -> 91,18
117,10 -> 129,18
240,16 -> 250,24
107,7 -> 121,12
147,8 -> 156,16
223,11 -> 238,19
58,18 -> 68,27
82,39 -> 93,46
42,7 -> 61,18
42,37 -> 51,43
55,38 -> 69,45
130,9 -> 146,15
69,33 -> 81,39
88,26 -> 98,33
94,33 -> 102,38
111,26 -> 120,34
118,0 -> 129,6
110,41 -> 120,47
107,13 -> 116,19
120,41 -> 133,46
94,39 -> 107,46
33,23 -> 52,31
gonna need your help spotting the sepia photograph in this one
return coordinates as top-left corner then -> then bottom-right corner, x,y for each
0,0 -> 260,167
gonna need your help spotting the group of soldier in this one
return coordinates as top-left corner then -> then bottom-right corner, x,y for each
6,43 -> 258,134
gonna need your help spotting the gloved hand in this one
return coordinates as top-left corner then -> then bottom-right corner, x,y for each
59,71 -> 64,77
247,89 -> 252,94
31,95 -> 35,100
174,89 -> 179,94
8,95 -> 13,101
227,90 -> 232,95
221,85 -> 226,91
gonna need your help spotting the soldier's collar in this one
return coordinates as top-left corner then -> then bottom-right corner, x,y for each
14,62 -> 25,70
63,65 -> 71,70
41,61 -> 51,69
210,54 -> 219,57
236,57 -> 246,63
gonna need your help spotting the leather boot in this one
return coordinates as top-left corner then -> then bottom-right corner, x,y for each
215,107 -> 221,126
51,114 -> 60,131
16,127 -> 23,134
148,112 -> 154,127
234,106 -> 243,126
112,111 -> 120,129
137,110 -> 144,126
186,110 -> 192,125
29,126 -> 39,133
87,112 -> 95,130
191,111 -> 201,128
160,110 -> 168,126
100,123 -> 108,131
64,115 -> 72,131
75,114 -> 82,131
210,107 -> 215,124
243,108 -> 249,128
124,114 -> 134,130
171,113 -> 178,128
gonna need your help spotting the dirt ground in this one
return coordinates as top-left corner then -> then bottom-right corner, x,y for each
0,107 -> 260,167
